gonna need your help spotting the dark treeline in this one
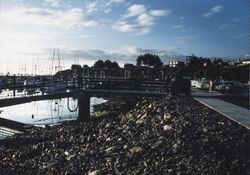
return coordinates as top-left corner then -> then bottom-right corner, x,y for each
54,53 -> 249,83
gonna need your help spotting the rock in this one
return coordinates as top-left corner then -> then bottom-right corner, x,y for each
106,137 -> 111,141
88,170 -> 101,175
129,146 -> 143,153
123,145 -> 128,149
164,113 -> 171,120
105,146 -> 119,154
163,125 -> 172,131
150,140 -> 163,149
0,96 -> 249,174
64,151 -> 69,156
156,107 -> 162,113
135,112 -> 147,124
148,103 -> 153,108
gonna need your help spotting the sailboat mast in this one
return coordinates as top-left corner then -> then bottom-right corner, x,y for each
57,48 -> 61,72
52,48 -> 55,75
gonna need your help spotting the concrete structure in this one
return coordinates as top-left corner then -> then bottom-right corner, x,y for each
192,89 -> 250,129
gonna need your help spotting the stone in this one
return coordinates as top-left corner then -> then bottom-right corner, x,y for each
135,113 -> 147,124
88,170 -> 101,175
105,146 -> 119,153
129,146 -> 143,153
0,96 -> 248,174
123,145 -> 128,149
163,125 -> 172,131
164,113 -> 171,120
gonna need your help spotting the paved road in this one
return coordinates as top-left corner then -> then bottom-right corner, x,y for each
192,88 -> 250,129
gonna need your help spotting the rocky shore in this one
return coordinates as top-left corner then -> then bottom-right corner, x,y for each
0,96 -> 249,174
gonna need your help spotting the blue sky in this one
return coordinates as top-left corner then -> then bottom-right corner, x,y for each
0,0 -> 249,74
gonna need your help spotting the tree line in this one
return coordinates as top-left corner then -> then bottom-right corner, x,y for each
55,53 -> 249,82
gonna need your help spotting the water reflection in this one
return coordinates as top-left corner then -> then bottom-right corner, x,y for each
0,97 -> 106,125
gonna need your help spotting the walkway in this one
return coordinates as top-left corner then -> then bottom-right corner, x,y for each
191,89 -> 250,129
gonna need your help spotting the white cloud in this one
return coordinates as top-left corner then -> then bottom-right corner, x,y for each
104,8 -> 112,13
112,21 -> 137,32
105,0 -> 125,6
44,0 -> 60,7
113,4 -> 170,34
123,4 -> 147,18
203,5 -> 223,18
2,6 -> 97,29
137,13 -> 154,26
85,0 -> 125,14
211,6 -> 223,13
150,10 -> 170,17
87,2 -> 98,14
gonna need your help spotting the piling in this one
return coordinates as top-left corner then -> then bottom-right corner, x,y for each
78,94 -> 90,121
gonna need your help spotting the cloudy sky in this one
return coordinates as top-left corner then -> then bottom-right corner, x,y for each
0,0 -> 249,74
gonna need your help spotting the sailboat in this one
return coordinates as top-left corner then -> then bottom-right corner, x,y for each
43,48 -> 66,93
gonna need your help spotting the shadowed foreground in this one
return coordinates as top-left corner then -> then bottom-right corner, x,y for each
0,96 -> 249,174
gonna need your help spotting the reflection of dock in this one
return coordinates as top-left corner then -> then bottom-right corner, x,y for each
0,117 -> 26,131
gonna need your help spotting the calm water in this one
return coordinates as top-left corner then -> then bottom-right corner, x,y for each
0,97 -> 106,125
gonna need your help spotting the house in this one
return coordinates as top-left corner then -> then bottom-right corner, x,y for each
169,61 -> 185,68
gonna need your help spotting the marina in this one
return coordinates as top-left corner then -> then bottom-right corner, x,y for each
0,0 -> 249,174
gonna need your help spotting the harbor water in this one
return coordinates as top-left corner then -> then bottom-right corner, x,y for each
0,97 -> 107,125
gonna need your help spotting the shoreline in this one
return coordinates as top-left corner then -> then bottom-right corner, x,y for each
0,96 -> 249,174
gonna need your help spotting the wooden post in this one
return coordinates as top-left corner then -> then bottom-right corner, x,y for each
78,94 -> 90,121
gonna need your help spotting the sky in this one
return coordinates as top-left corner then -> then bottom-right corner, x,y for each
0,0 -> 249,74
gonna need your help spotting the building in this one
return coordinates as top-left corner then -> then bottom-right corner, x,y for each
227,59 -> 250,66
169,61 -> 185,68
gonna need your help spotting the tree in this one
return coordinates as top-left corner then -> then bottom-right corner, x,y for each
124,63 -> 136,70
109,61 -> 120,69
71,64 -> 82,75
136,53 -> 163,68
71,64 -> 81,70
82,64 -> 89,69
222,64 -> 249,82
93,60 -> 105,68
186,55 -> 215,79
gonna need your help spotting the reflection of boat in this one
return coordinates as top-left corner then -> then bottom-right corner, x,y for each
43,83 -> 66,93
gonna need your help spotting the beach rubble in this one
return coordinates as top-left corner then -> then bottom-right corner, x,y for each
0,96 -> 249,174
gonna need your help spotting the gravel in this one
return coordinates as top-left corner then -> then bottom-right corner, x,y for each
0,96 -> 249,175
